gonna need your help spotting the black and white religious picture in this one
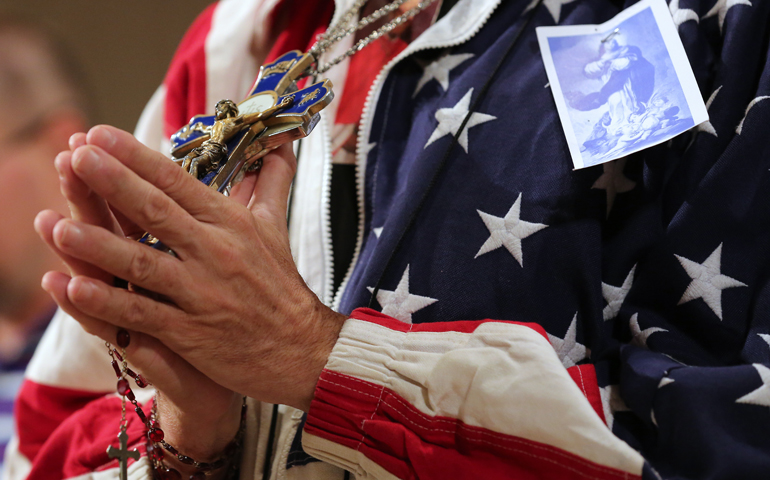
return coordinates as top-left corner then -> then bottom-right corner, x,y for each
537,0 -> 708,169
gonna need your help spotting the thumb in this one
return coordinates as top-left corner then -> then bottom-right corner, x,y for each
248,142 -> 297,218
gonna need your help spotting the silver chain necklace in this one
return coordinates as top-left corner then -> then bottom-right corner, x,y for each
307,0 -> 440,76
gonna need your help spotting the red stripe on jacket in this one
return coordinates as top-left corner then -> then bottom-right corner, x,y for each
15,380 -> 110,465
25,396 -> 147,480
306,370 -> 638,480
162,0 -> 334,138
163,2 -> 218,138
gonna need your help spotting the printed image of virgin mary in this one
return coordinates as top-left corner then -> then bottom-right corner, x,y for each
564,34 -> 679,159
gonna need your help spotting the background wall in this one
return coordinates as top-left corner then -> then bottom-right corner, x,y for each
0,0 -> 214,132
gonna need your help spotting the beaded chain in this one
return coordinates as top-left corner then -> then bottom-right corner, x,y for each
147,395 -> 247,480
306,0 -> 439,75
108,330 -> 246,479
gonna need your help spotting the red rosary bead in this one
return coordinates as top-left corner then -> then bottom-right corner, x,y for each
117,379 -> 130,396
149,427 -> 165,443
111,360 -> 122,378
135,375 -> 149,388
134,406 -> 147,423
116,329 -> 131,348
189,472 -> 206,480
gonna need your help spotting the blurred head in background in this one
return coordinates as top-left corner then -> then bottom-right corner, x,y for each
0,16 -> 91,362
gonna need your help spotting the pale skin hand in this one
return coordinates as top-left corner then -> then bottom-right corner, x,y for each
36,125 -> 347,461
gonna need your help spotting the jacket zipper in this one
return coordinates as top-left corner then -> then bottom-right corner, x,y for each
330,0 -> 505,310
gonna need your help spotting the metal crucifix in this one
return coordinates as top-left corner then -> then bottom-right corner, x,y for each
138,50 -> 334,253
169,50 -> 333,193
107,430 -> 140,480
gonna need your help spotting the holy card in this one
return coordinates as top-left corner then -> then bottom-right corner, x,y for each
536,0 -> 708,169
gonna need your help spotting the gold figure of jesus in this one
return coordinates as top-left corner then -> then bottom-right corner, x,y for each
177,96 -> 292,179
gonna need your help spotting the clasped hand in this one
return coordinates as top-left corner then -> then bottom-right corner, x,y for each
35,126 -> 346,459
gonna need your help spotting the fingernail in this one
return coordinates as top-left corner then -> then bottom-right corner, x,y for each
73,278 -> 96,301
41,272 -> 54,292
69,133 -> 83,150
90,126 -> 115,149
73,148 -> 99,175
54,152 -> 67,178
62,221 -> 83,244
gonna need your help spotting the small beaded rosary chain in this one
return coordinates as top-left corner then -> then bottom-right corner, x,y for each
108,330 -> 246,480
306,0 -> 439,75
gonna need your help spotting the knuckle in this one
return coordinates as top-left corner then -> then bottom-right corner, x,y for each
138,190 -> 173,229
157,162 -> 189,196
126,246 -> 156,285
122,296 -> 149,329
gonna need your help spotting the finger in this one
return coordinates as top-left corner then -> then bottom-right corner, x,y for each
110,207 -> 146,239
52,218 -> 186,296
70,144 -> 201,253
66,274 -> 183,339
35,210 -> 113,283
86,126 -> 220,219
42,270 -> 118,341
56,150 -> 123,236
249,142 -> 297,217
42,271 -> 218,403
228,171 -> 258,206
69,132 -> 87,151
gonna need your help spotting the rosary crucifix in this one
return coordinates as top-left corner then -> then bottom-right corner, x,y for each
107,430 -> 140,480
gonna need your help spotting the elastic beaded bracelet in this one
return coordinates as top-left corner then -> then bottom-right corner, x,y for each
147,396 -> 247,479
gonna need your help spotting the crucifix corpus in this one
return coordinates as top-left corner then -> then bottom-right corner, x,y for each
170,51 -> 332,190
138,51 -> 334,253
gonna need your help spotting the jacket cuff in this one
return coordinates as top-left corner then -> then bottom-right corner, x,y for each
303,308 -> 644,480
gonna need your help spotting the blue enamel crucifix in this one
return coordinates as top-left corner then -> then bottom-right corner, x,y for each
139,51 -> 334,252
169,50 -> 334,193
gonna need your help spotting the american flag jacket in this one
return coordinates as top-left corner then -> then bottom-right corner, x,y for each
5,0 -> 770,479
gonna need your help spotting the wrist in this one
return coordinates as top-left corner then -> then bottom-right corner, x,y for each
149,393 -> 245,478
293,305 -> 347,412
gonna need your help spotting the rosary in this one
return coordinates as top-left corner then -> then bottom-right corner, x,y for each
106,1 -> 439,478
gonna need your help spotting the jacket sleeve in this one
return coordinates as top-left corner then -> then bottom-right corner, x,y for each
304,308 -> 770,480
303,308 -> 647,480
